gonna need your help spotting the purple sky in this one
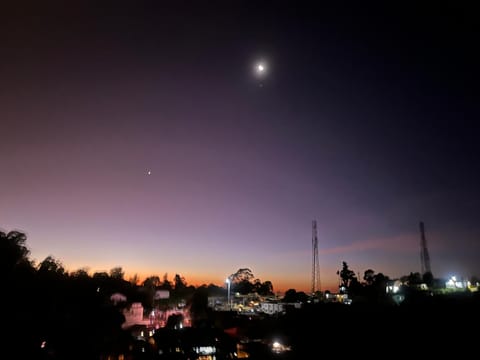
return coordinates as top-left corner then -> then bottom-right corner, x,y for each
2,1 -> 479,293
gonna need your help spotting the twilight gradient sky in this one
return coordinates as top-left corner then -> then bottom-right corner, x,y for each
1,1 -> 479,293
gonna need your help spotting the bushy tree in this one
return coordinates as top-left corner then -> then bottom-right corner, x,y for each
0,230 -> 32,274
229,268 -> 255,295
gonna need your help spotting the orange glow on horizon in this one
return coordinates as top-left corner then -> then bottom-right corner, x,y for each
63,263 -> 339,294
121,271 -> 339,294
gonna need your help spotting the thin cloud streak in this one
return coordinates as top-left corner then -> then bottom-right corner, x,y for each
321,233 -> 419,255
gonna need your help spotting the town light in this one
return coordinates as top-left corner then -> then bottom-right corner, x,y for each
226,277 -> 231,310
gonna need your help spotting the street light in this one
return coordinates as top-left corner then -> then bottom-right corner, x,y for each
226,277 -> 231,310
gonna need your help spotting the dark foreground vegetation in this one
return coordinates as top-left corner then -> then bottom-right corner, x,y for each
6,294 -> 480,359
3,229 -> 479,359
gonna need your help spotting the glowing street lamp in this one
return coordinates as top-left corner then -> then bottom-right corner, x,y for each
226,277 -> 231,310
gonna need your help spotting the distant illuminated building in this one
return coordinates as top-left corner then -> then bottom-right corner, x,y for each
446,276 -> 468,289
260,301 -> 285,315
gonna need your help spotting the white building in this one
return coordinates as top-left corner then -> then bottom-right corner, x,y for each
260,301 -> 285,315
122,302 -> 149,328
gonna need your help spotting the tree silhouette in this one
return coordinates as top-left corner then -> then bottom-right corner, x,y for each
407,272 -> 422,286
0,229 -> 32,274
283,289 -> 298,303
189,287 -> 212,328
254,279 -> 274,296
363,269 -> 375,285
422,271 -> 434,288
93,271 -> 110,284
174,273 -> 187,290
38,255 -> 66,275
70,267 -> 90,278
161,272 -> 173,291
143,275 -> 161,288
110,266 -> 125,280
230,268 -> 255,294
142,275 -> 161,309
128,273 -> 139,285
230,268 -> 254,282
337,261 -> 357,290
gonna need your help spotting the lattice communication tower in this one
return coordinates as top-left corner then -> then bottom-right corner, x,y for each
311,220 -> 321,294
419,221 -> 432,275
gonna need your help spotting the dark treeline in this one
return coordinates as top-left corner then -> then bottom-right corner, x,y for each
1,229 -> 276,358
3,229 -> 479,359
3,230 -> 135,358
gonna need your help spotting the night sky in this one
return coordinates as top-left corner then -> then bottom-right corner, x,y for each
2,1 -> 479,293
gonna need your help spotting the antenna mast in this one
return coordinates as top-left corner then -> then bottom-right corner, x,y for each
419,221 -> 432,275
311,220 -> 321,294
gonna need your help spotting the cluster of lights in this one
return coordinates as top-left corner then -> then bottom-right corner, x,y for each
271,340 -> 291,354
193,346 -> 216,355
446,275 -> 467,289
